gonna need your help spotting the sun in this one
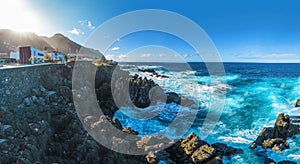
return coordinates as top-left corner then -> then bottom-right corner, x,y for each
0,0 -> 41,33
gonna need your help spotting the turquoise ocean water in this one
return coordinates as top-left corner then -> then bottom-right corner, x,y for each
114,62 -> 300,163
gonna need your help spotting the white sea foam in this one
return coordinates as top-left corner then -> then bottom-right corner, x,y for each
218,136 -> 253,144
288,154 -> 300,160
226,74 -> 240,81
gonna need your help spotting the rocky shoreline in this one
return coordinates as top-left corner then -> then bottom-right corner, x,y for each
0,62 -> 298,163
250,113 -> 300,164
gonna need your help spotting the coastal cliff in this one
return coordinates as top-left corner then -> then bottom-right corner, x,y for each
0,62 -> 284,163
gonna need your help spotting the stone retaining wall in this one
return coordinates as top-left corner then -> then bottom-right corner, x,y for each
0,64 -> 71,108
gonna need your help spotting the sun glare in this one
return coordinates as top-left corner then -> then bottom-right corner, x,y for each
0,0 -> 41,33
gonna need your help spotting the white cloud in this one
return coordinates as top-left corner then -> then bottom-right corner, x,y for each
79,20 -> 95,30
68,28 -> 84,36
105,55 -> 115,60
118,54 -> 128,59
87,21 -> 95,30
78,20 -> 86,26
104,54 -> 128,61
111,47 -> 120,51
159,54 -> 164,57
141,53 -> 154,58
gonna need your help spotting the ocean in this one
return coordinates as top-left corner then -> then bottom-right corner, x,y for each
114,62 -> 300,163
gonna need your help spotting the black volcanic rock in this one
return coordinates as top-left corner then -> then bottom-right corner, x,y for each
265,158 -> 276,164
295,100 -> 300,107
278,161 -> 297,164
166,92 -> 181,104
212,143 -> 243,157
129,76 -> 157,108
164,133 -> 242,164
251,113 -> 300,152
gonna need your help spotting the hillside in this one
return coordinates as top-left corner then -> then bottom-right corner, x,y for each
0,29 -> 53,53
0,29 -> 104,59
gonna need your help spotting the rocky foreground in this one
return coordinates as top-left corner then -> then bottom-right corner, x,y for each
0,62 -> 299,163
0,84 -> 244,163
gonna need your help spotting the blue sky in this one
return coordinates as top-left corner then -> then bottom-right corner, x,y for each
1,0 -> 300,62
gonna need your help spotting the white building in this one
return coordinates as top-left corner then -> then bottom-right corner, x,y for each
10,51 -> 20,61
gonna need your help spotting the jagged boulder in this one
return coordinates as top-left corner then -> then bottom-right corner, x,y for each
129,76 -> 157,108
295,100 -> 300,107
262,138 -> 289,151
251,113 -> 300,152
166,92 -> 181,104
191,144 -> 216,163
165,133 -> 242,164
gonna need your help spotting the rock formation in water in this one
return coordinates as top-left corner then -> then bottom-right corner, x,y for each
251,113 -> 300,163
251,113 -> 300,152
145,133 -> 243,164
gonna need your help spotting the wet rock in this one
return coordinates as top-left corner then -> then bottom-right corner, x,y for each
146,151 -> 157,164
265,158 -> 276,164
262,138 -> 289,151
165,133 -> 242,163
129,76 -> 157,108
106,116 -> 122,130
181,133 -> 208,156
251,113 -> 300,152
252,127 -> 274,148
207,156 -> 223,164
166,92 -> 181,104
295,99 -> 300,107
212,143 -> 243,157
165,139 -> 191,163
122,127 -> 138,135
191,144 -> 216,163
278,161 -> 297,164
274,113 -> 291,139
